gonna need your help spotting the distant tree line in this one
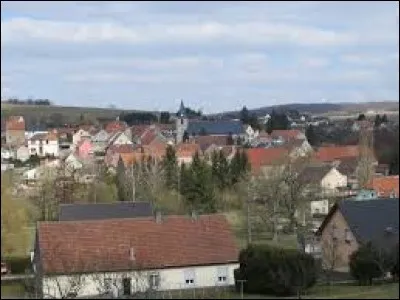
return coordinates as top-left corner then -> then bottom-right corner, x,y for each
3,98 -> 52,106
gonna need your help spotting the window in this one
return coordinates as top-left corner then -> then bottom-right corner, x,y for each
148,273 -> 160,289
217,267 -> 228,284
46,140 -> 49,144
184,269 -> 195,286
122,277 -> 131,296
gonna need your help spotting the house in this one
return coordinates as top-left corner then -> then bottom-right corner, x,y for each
28,131 -> 59,157
284,139 -> 313,158
314,145 -> 360,163
176,143 -> 201,165
193,135 -> 230,152
76,139 -> 94,160
317,198 -> 399,272
366,176 -> 399,198
58,202 -> 154,221
72,129 -> 92,146
1,147 -> 14,160
246,147 -> 290,176
269,129 -> 306,142
107,131 -> 133,147
105,120 -> 127,134
5,116 -> 25,146
16,145 -> 30,162
33,213 -> 239,298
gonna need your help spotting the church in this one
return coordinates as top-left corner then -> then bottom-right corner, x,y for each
175,101 -> 248,144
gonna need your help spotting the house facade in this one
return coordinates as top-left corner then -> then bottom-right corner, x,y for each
317,198 -> 399,272
34,214 -> 239,298
72,129 -> 91,146
28,132 -> 59,157
5,116 -> 26,146
16,145 -> 30,162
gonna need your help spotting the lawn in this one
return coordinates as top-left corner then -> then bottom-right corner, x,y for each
1,281 -> 25,298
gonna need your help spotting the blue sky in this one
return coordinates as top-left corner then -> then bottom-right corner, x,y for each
1,1 -> 399,113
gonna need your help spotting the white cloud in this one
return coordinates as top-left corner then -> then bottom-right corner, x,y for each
1,17 -> 365,47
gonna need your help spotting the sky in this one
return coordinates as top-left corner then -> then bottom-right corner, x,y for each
1,1 -> 399,113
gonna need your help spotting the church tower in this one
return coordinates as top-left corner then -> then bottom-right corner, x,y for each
176,100 -> 188,143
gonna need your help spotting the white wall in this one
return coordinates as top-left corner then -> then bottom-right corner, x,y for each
28,140 -> 59,157
310,200 -> 329,215
42,263 -> 239,298
321,168 -> 347,190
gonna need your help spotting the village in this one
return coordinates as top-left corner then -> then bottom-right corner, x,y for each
1,100 -> 399,299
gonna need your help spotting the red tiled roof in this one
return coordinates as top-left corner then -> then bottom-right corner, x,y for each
194,136 -> 228,148
140,129 -> 157,145
176,143 -> 201,158
314,145 -> 360,162
366,176 -> 399,198
131,125 -> 150,137
246,147 -> 289,175
37,214 -> 238,274
105,121 -> 127,133
6,116 -> 25,131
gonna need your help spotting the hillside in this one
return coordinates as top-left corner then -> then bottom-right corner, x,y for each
1,103 -> 151,128
210,101 -> 399,118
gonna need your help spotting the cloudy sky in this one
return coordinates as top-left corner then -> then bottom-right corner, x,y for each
1,1 -> 399,113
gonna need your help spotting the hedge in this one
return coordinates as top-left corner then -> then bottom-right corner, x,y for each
2,256 -> 32,274
234,244 -> 317,296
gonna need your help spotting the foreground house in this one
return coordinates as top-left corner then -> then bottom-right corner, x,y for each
317,198 -> 399,272
58,202 -> 154,221
33,214 -> 239,298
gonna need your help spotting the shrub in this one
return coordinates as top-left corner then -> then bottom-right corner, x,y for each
3,256 -> 31,274
349,242 -> 386,285
234,245 -> 317,296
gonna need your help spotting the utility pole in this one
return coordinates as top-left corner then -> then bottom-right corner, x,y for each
237,279 -> 247,300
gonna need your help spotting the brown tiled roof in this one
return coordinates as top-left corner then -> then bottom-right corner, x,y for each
131,125 -> 150,137
314,145 -> 360,162
37,214 -> 238,274
105,121 -> 127,133
6,116 -> 25,131
246,147 -> 289,175
176,143 -> 201,158
298,165 -> 333,185
336,157 -> 359,176
366,176 -> 399,198
140,129 -> 157,145
193,136 -> 228,150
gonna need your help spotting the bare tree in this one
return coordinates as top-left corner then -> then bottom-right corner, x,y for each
321,224 -> 342,285
356,127 -> 375,188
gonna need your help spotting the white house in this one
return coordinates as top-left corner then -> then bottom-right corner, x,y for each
34,214 -> 239,298
1,147 -> 14,160
16,145 -> 30,162
298,165 -> 348,216
28,132 -> 59,157
107,131 -> 133,146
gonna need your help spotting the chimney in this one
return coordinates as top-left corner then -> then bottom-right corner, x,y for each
155,210 -> 162,224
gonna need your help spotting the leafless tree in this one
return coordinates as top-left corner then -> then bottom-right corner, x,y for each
356,127 -> 375,188
320,224 -> 342,285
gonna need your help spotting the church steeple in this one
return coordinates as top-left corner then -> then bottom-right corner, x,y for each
177,100 -> 186,118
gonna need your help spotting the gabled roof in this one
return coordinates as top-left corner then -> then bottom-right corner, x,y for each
315,145 -> 360,162
187,120 -> 243,136
176,143 -> 201,158
246,147 -> 289,175
194,135 -> 229,151
318,199 -> 399,251
37,214 -> 239,274
366,176 -> 399,198
336,157 -> 359,176
269,129 -> 304,140
6,116 -> 25,131
298,165 -> 333,185
59,202 -> 154,221
131,125 -> 150,138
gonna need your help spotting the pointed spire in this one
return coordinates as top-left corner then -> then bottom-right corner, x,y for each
177,99 -> 186,117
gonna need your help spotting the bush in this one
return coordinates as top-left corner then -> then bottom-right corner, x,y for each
3,256 -> 31,274
349,242 -> 387,285
234,245 -> 317,296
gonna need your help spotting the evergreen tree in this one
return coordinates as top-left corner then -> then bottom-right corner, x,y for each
227,132 -> 234,145
381,114 -> 388,123
266,118 -> 274,134
211,150 -> 230,190
116,156 -> 128,201
162,145 -> 178,189
240,106 -> 250,124
305,125 -> 318,146
374,114 -> 382,127
357,113 -> 366,121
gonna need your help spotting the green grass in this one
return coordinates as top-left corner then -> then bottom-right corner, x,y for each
1,282 -> 25,298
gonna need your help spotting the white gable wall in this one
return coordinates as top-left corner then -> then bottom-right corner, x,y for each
321,168 -> 347,190
42,263 -> 239,298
